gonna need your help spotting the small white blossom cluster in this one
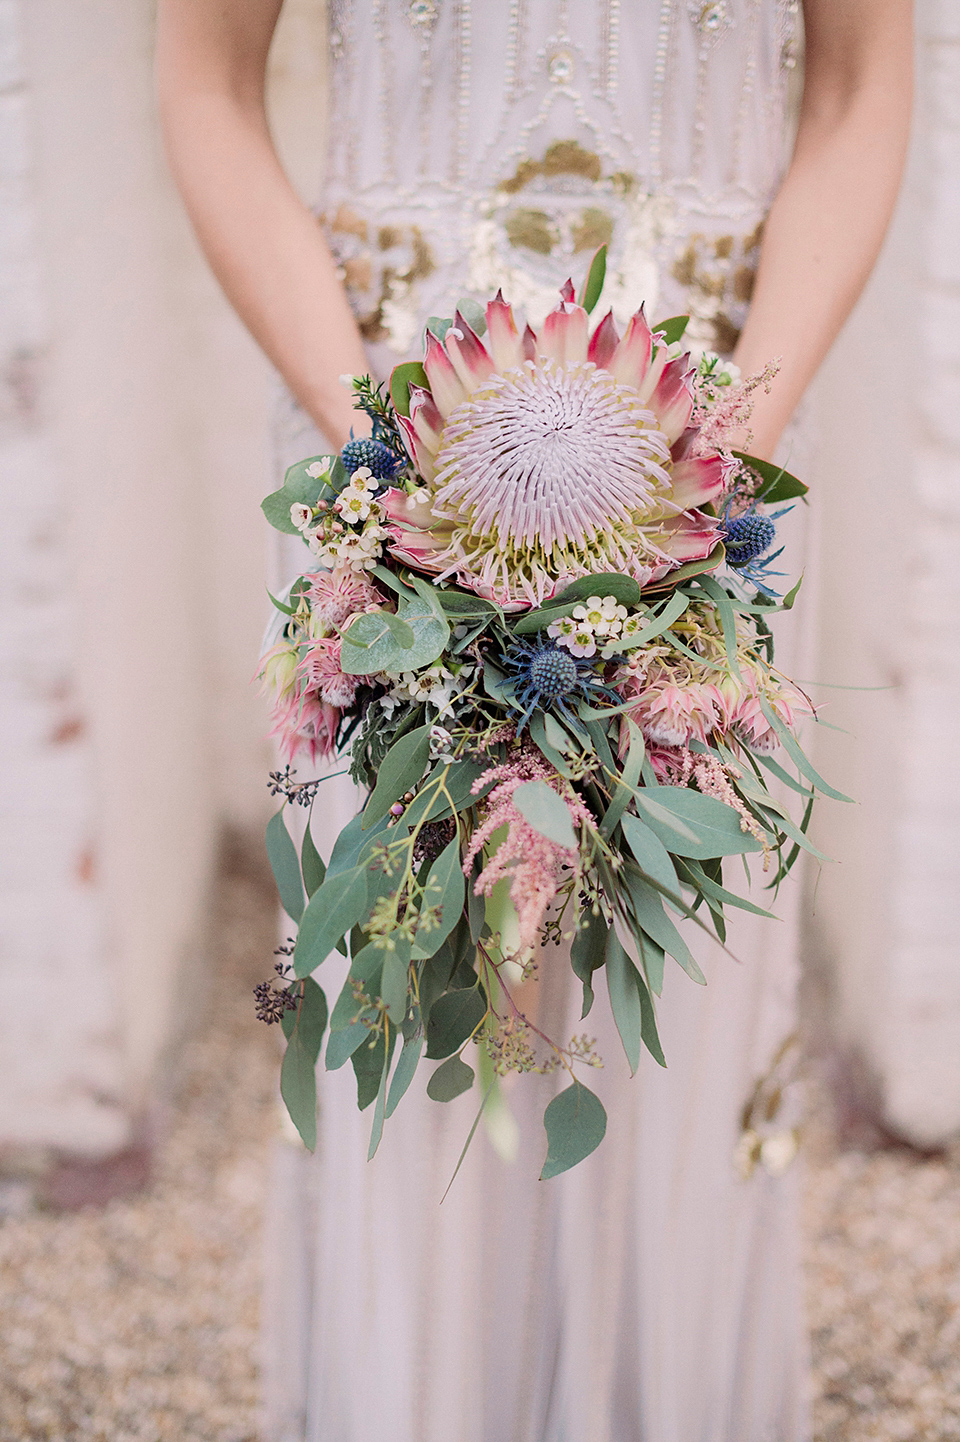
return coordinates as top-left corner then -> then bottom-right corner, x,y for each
289,467 -> 388,572
379,662 -> 474,720
547,595 -> 648,660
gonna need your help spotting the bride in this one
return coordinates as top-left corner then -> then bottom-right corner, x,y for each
157,3 -> 911,1439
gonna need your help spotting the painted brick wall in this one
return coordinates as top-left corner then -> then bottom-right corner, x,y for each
0,0 -> 128,1157
811,0 -> 960,1145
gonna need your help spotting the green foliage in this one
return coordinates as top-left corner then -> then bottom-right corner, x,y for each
732,451 -> 809,504
636,786 -> 765,860
386,1027 -> 424,1117
280,979 -> 328,1150
412,837 -> 466,959
656,315 -> 690,346
352,1024 -> 396,1112
362,725 -> 433,828
512,780 -> 577,849
426,987 -> 486,1059
340,592 -> 450,676
541,1082 -> 607,1180
605,928 -> 644,1075
301,821 -> 326,898
426,1054 -> 475,1102
294,866 -> 371,978
260,455 -> 336,534
577,245 -> 607,315
389,361 -> 430,418
266,810 -> 305,923
571,908 -> 608,1019
619,813 -> 680,899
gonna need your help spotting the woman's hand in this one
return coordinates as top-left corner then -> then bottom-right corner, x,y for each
156,0 -> 368,448
733,0 -> 913,458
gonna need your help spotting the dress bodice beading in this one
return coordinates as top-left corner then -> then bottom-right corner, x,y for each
320,0 -> 800,368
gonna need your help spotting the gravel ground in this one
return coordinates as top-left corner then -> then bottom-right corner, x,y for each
2,857 -> 960,1440
0,847 -> 280,1442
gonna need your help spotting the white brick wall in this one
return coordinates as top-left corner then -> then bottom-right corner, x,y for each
0,0 -> 128,1156
811,0 -> 960,1146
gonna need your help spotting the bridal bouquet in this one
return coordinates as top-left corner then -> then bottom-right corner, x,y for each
256,250 -> 839,1178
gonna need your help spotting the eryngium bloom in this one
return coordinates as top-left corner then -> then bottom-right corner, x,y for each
383,287 -> 730,607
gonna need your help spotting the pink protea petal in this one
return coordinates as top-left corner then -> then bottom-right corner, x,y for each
559,277 -> 576,304
658,508 -> 724,561
408,383 -> 443,454
670,452 -> 733,508
609,306 -> 654,390
537,302 -> 589,364
380,485 -> 436,533
670,426 -> 699,463
444,312 -> 495,393
522,324 -> 537,362
587,309 -> 619,369
485,290 -> 525,371
648,357 -> 696,442
423,330 -> 468,417
397,415 -> 437,481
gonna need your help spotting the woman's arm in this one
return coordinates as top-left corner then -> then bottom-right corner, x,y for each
156,0 -> 367,448
733,0 -> 913,458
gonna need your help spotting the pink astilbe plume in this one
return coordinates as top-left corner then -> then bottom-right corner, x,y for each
692,359 -> 780,457
463,749 -> 592,954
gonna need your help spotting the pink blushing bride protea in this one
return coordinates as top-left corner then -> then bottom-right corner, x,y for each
382,289 -> 731,608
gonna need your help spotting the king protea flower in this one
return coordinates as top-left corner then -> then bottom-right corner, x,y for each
382,283 -> 731,608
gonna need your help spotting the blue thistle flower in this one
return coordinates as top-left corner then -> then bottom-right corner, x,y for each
502,638 -> 619,732
340,436 -> 402,480
723,511 -> 777,565
720,500 -> 791,598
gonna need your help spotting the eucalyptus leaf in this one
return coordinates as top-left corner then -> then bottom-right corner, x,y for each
600,720 -> 644,839
266,810 -> 305,923
352,1024 -> 396,1112
455,297 -> 487,336
363,724 -> 432,828
636,786 -> 765,860
340,593 -> 449,676
540,1082 -> 607,1180
390,361 -> 429,418
279,979 -> 328,1150
301,821 -> 326,899
620,813 -> 680,899
262,488 -> 308,536
605,928 -> 643,1074
342,610 -> 416,652
427,1053 -> 476,1102
571,908 -> 608,1018
325,1020 -> 369,1071
756,697 -> 853,802
639,932 -> 666,997
386,1027 -> 425,1117
426,986 -> 486,1059
620,867 -> 703,983
426,316 -> 452,341
380,945 -> 410,1025
294,865 -> 370,977
512,780 -> 577,849
412,837 -> 466,959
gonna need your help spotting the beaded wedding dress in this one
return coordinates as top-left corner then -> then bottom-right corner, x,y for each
263,4 -> 811,1440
